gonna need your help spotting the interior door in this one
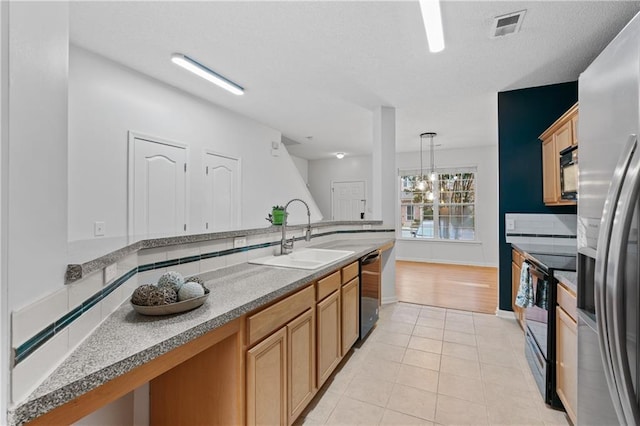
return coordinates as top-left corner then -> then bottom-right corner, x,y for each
331,181 -> 365,220
131,136 -> 187,238
204,153 -> 239,232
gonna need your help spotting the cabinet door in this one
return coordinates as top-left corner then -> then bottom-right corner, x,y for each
288,309 -> 316,424
511,262 -> 523,329
556,307 -> 577,425
341,278 -> 360,356
247,328 -> 287,426
542,138 -> 558,204
317,290 -> 341,387
571,113 -> 579,146
555,121 -> 572,153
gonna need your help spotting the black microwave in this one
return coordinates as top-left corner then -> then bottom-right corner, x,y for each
560,145 -> 578,200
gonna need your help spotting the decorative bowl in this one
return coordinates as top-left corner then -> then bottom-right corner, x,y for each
131,289 -> 210,316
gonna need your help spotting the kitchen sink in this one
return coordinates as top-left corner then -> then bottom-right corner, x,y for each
249,248 -> 354,270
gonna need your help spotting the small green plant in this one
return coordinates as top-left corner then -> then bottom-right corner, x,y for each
267,206 -> 286,225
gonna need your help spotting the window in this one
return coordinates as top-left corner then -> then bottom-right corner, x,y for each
399,169 -> 476,241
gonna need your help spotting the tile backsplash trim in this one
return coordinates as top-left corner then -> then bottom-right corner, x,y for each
14,228 -> 392,366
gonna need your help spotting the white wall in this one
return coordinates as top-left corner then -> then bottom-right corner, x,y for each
8,2 -> 69,311
308,155 -> 373,220
290,155 -> 309,186
0,1 -> 9,421
396,146 -> 499,266
68,46 -> 321,242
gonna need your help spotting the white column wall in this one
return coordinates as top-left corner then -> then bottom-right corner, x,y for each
372,106 -> 396,303
308,155 -> 373,220
68,46 -> 321,242
8,2 -> 69,312
371,106 -> 397,225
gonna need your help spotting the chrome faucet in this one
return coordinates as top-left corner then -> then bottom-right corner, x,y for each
281,198 -> 312,255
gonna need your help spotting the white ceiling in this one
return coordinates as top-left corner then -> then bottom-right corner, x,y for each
70,1 -> 640,160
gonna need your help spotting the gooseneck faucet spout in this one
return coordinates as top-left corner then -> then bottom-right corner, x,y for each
281,198 -> 312,255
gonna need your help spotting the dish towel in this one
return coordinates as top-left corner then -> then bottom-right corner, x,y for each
515,262 -> 534,308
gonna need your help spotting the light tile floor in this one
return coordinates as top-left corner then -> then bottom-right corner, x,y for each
296,302 -> 571,426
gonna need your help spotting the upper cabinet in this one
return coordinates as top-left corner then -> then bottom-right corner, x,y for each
539,103 -> 578,206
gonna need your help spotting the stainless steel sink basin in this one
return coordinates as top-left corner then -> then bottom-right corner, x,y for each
249,248 -> 354,270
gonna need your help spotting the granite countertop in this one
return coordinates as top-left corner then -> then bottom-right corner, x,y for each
555,271 -> 577,294
11,237 -> 394,425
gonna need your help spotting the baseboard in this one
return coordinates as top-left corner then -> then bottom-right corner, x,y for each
495,308 -> 516,319
381,296 -> 398,305
395,257 -> 498,268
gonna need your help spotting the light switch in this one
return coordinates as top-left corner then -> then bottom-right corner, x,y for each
506,219 -> 516,231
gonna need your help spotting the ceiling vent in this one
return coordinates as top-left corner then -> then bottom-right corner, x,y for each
491,10 -> 526,38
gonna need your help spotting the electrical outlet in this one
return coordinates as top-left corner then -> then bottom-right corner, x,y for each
362,224 -> 372,230
234,237 -> 247,248
94,221 -> 106,237
506,219 -> 516,231
104,263 -> 118,284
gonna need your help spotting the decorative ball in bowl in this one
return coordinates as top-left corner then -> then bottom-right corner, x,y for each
130,271 -> 209,316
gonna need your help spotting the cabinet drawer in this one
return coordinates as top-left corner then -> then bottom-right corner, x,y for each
248,285 -> 315,346
557,282 -> 577,322
317,271 -> 341,301
342,261 -> 359,284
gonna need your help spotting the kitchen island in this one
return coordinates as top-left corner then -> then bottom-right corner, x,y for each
11,237 -> 394,425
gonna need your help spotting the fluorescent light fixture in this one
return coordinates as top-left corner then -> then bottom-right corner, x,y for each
419,0 -> 445,53
171,53 -> 244,96
336,152 -> 345,159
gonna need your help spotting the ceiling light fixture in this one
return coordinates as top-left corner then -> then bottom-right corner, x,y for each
336,152 -> 345,159
171,53 -> 244,96
419,0 -> 445,53
416,134 -> 427,191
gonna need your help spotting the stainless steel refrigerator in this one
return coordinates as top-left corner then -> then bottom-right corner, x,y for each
578,11 -> 640,425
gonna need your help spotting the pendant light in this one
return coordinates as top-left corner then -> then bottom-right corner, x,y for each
421,132 -> 437,200
416,133 -> 428,191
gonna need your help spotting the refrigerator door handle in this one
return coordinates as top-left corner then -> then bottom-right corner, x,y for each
595,135 -> 637,423
606,140 -> 640,425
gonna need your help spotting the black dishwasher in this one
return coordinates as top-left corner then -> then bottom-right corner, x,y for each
360,251 -> 381,339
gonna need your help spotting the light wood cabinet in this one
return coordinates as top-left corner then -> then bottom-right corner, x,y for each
539,103 -> 578,206
341,277 -> 360,356
246,327 -> 288,426
556,282 -> 577,425
511,250 -> 524,330
287,309 -> 316,424
317,289 -> 341,387
246,284 -> 316,426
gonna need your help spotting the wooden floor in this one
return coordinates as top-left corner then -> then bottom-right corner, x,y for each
395,261 -> 498,314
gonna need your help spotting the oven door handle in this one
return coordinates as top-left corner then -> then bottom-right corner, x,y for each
606,137 -> 640,425
595,135 -> 637,424
524,261 -> 547,281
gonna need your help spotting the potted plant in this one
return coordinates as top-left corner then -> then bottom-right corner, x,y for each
268,205 -> 285,225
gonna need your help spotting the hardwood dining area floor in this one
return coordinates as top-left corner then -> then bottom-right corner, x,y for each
395,261 -> 499,314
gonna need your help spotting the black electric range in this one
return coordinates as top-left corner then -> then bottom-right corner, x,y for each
512,243 -> 577,410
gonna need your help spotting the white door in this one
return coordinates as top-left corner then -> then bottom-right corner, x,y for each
331,181 -> 366,220
131,136 -> 187,238
204,152 -> 239,231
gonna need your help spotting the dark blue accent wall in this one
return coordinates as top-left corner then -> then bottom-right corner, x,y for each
497,82 -> 578,311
